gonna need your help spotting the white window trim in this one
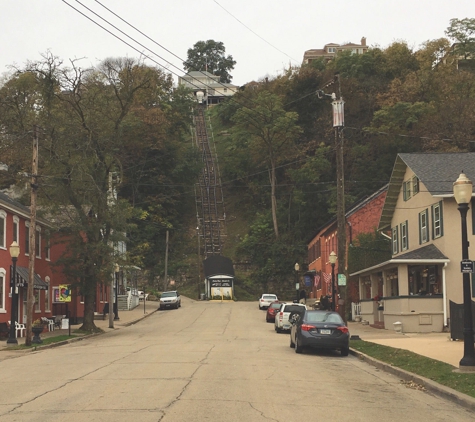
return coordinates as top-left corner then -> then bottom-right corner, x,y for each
420,210 -> 428,244
25,222 -> 30,256
392,226 -> 399,255
433,203 -> 442,239
0,210 -> 6,250
400,221 -> 408,251
0,268 -> 6,312
13,215 -> 19,244
36,226 -> 41,258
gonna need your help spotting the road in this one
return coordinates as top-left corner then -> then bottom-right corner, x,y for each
0,297 -> 473,422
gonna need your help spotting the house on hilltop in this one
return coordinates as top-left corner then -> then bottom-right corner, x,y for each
178,71 -> 238,105
302,37 -> 368,64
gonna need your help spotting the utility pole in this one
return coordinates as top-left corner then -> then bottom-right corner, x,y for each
163,230 -> 169,292
332,74 -> 347,322
25,126 -> 39,346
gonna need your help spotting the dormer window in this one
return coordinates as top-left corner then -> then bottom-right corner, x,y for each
328,47 -> 336,53
403,176 -> 419,201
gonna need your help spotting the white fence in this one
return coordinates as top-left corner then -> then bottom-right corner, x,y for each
351,302 -> 361,321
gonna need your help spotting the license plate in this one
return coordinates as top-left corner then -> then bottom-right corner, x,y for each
320,329 -> 331,335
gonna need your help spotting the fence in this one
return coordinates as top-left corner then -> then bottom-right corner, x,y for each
351,302 -> 361,321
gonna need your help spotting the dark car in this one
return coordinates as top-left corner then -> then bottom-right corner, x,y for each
266,301 -> 282,323
289,310 -> 349,356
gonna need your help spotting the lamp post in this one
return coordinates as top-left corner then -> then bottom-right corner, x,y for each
294,263 -> 300,303
7,241 -> 20,345
114,264 -> 120,321
329,251 -> 337,312
453,172 -> 475,368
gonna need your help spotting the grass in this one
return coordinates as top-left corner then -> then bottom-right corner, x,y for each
3,334 -> 79,350
350,339 -> 475,398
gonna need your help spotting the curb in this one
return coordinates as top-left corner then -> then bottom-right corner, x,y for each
350,348 -> 475,412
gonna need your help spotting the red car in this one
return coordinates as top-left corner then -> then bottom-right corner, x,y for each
266,302 -> 283,323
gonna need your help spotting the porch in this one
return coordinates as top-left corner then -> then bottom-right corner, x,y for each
359,295 -> 444,332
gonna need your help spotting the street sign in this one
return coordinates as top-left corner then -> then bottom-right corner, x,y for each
338,274 -> 347,286
461,260 -> 474,273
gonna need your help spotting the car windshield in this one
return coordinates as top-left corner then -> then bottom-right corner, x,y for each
306,312 -> 343,324
161,292 -> 177,298
284,305 -> 305,313
263,295 -> 277,300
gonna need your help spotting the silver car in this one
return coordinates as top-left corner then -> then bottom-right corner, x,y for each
159,291 -> 181,310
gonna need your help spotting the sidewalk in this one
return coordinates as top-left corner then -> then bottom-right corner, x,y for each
0,300 -> 159,351
348,321 -> 463,367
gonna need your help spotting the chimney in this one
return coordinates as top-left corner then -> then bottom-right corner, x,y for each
361,37 -> 366,46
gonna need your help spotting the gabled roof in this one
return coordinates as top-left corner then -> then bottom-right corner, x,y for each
379,152 -> 475,230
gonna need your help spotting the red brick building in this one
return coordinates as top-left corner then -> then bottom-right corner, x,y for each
307,185 -> 387,306
0,192 -> 112,337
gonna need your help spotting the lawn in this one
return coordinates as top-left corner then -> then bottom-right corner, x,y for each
350,339 -> 475,398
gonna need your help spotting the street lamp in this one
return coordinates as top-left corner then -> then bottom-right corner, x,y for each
294,263 -> 300,303
114,264 -> 120,321
7,241 -> 20,345
453,172 -> 475,368
329,251 -> 337,312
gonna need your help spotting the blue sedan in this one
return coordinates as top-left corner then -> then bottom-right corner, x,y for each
290,310 -> 350,356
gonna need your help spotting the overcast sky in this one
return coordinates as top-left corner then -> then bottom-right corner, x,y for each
1,1 -> 474,86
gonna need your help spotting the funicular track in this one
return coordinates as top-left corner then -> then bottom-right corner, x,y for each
193,104 -> 226,258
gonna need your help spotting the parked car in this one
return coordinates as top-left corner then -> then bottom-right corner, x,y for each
266,301 -> 282,323
138,291 -> 149,301
159,291 -> 181,310
259,294 -> 278,310
289,310 -> 349,356
274,303 -> 307,332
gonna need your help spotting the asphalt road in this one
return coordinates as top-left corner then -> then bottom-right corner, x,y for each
0,298 -> 474,422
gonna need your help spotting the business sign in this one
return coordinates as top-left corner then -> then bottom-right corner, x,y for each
304,275 -> 313,287
58,285 -> 72,302
338,274 -> 347,286
461,260 -> 474,274
210,279 -> 233,288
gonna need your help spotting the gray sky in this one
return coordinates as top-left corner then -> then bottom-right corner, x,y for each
1,0 -> 474,86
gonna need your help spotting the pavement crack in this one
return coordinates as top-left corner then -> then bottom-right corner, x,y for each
248,402 -> 281,421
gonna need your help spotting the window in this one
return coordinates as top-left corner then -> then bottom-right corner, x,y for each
34,290 -> 40,312
403,176 -> 419,201
0,269 -> 5,312
0,210 -> 6,249
392,226 -> 399,254
328,47 -> 336,53
45,234 -> 51,261
432,201 -> 443,239
400,221 -> 409,251
419,209 -> 429,244
13,216 -> 19,243
35,227 -> 41,258
45,276 -> 50,312
25,223 -> 29,255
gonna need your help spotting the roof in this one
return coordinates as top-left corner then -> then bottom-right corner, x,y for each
350,244 -> 449,277
0,191 -> 51,227
379,152 -> 475,230
16,266 -> 49,290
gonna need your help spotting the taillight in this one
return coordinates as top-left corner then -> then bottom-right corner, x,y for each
301,324 -> 314,331
336,326 -> 349,334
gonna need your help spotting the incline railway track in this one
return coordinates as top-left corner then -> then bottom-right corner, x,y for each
193,104 -> 226,258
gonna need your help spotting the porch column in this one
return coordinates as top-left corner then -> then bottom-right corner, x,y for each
370,273 -> 379,298
358,276 -> 363,300
382,271 -> 388,297
398,264 -> 409,295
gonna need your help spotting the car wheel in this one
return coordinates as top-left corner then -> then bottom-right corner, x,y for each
341,346 -> 349,357
276,326 -> 282,333
295,336 -> 303,354
290,335 -> 295,348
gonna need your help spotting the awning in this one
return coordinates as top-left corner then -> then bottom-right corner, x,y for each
15,266 -> 49,290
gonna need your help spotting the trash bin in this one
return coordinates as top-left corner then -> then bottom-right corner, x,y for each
200,293 -> 205,300
393,321 -> 403,333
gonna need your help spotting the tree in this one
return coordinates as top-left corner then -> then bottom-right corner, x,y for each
229,91 -> 302,238
445,18 -> 475,60
184,40 -> 236,83
0,54 -> 198,332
